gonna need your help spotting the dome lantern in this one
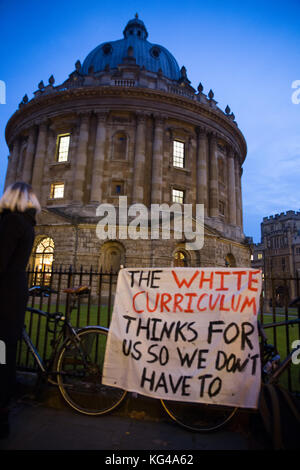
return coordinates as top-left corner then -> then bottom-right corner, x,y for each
123,14 -> 148,40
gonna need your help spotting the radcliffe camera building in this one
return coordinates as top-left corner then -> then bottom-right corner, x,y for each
4,16 -> 250,273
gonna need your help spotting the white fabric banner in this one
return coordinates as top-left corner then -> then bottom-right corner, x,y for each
102,267 -> 262,409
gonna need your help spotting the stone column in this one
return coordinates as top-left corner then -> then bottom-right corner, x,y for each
209,133 -> 219,217
196,128 -> 208,216
235,157 -> 243,229
151,114 -> 165,204
4,138 -> 20,189
22,126 -> 37,184
90,112 -> 107,204
31,121 -> 48,198
73,113 -> 90,204
227,147 -> 237,225
132,113 -> 147,203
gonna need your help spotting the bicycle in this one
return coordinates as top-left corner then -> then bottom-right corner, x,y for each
159,316 -> 300,432
22,285 -> 126,416
22,286 -> 300,431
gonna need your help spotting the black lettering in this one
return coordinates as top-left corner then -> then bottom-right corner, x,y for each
175,321 -> 189,342
123,315 -> 136,334
241,322 -> 255,350
182,376 -> 192,396
187,322 -> 198,342
208,377 -> 222,397
215,350 -> 227,371
154,372 -> 168,393
197,349 -> 209,369
128,270 -> 140,288
150,318 -> 163,341
250,353 -> 259,375
159,321 -> 176,341
198,374 -> 213,397
168,375 -> 184,394
177,347 -> 198,368
151,270 -> 163,288
223,322 -> 239,345
139,270 -> 151,287
207,321 -> 225,344
140,367 -> 155,391
136,317 -> 151,339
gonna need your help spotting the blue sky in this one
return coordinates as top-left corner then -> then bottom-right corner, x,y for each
0,0 -> 299,242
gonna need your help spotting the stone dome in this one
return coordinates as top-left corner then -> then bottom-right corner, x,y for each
81,15 -> 181,81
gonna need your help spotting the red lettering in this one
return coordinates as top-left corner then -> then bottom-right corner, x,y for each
215,271 -> 230,291
209,294 -> 220,310
160,293 -> 172,312
171,270 -> 200,288
199,271 -> 214,289
133,291 -> 145,314
197,293 -> 208,311
184,293 -> 197,313
240,296 -> 257,315
220,294 -> 230,311
173,293 -> 184,312
232,271 -> 247,291
248,270 -> 261,292
146,293 -> 159,312
231,294 -> 242,312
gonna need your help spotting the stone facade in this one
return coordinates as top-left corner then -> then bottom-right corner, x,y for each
4,16 -> 250,272
251,210 -> 300,306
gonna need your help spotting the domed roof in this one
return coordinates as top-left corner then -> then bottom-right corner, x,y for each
81,15 -> 181,81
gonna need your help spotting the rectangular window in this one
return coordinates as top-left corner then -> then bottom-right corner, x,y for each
50,182 -> 64,199
258,253 -> 263,259
173,140 -> 185,168
219,200 -> 225,216
172,188 -> 184,204
56,134 -> 70,162
112,181 -> 124,196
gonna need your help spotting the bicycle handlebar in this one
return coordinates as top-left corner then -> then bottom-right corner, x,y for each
28,286 -> 58,297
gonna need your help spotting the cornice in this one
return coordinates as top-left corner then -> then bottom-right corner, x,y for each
5,86 -> 247,161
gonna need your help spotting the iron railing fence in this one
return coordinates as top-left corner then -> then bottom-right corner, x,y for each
17,267 -> 300,393
17,266 -> 118,371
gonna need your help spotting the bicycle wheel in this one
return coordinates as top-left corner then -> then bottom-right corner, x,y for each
56,327 -> 127,416
161,399 -> 237,432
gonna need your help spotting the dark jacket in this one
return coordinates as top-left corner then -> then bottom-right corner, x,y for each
0,208 -> 36,342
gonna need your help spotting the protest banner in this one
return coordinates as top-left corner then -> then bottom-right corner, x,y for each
102,267 -> 262,408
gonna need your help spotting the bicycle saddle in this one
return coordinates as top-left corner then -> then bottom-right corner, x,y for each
63,285 -> 90,296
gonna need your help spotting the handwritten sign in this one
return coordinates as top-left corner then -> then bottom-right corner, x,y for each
102,267 -> 262,409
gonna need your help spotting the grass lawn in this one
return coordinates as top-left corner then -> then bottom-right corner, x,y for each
260,312 -> 300,392
17,303 -> 111,369
18,305 -> 300,393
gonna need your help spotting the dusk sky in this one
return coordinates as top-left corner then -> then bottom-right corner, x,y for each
0,0 -> 299,242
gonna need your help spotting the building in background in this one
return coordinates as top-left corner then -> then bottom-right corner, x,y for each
251,210 -> 300,307
4,15 -> 250,273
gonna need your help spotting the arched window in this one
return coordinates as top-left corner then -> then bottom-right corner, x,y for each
100,241 -> 125,272
173,250 -> 189,267
112,132 -> 127,160
225,253 -> 236,267
34,237 -> 54,284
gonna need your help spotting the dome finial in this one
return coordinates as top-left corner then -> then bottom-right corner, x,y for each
135,13 -> 138,19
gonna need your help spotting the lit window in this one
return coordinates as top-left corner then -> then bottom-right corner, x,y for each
174,251 -> 188,267
172,189 -> 184,204
34,237 -> 54,285
173,141 -> 185,168
56,134 -> 70,162
250,254 -> 254,261
50,182 -> 64,199
258,253 -> 263,259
